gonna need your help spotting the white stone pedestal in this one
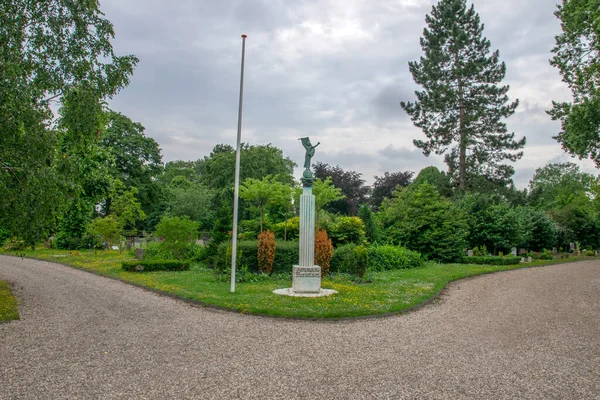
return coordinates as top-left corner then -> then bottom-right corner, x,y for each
292,265 -> 321,293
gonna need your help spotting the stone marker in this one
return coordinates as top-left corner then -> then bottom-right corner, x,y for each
553,247 -> 558,255
527,256 -> 532,263
467,249 -> 473,257
135,248 -> 145,260
511,247 -> 517,257
521,257 -> 526,263
570,242 -> 575,251
111,245 -> 119,251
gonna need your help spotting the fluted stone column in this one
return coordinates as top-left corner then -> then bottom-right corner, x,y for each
293,186 -> 321,293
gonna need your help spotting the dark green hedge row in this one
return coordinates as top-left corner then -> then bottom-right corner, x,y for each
214,240 -> 299,274
331,244 -> 424,274
122,260 -> 191,272
460,256 -> 521,265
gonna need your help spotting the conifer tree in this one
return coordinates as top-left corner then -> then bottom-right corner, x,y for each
401,0 -> 525,191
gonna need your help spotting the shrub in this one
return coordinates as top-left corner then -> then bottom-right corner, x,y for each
358,204 -> 379,243
330,244 -> 357,274
87,215 -> 120,247
329,216 -> 366,246
122,260 -> 190,272
460,256 -> 521,265
586,250 -> 595,256
272,216 -> 300,240
315,229 -> 333,276
144,241 -> 206,262
257,230 -> 276,274
155,215 -> 199,260
368,245 -> 424,271
379,183 -> 468,262
354,245 -> 368,278
214,240 -> 299,274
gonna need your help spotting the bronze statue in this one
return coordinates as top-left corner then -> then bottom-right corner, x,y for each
299,137 -> 320,170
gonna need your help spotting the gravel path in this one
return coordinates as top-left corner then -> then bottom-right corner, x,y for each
1,256 -> 599,399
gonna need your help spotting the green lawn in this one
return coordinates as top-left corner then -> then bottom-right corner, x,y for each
0,279 -> 19,322
1,248 -> 593,319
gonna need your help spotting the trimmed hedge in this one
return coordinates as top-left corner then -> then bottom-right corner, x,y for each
122,260 -> 191,272
368,245 -> 424,271
460,256 -> 521,265
214,240 -> 299,274
330,244 -> 357,274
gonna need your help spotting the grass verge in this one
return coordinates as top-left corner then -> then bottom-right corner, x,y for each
1,248 -> 594,319
0,279 -> 19,322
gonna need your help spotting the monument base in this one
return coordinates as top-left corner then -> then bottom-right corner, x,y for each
273,288 -> 337,297
292,265 -> 321,293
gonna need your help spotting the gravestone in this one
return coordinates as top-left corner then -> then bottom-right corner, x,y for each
521,257 -> 526,263
467,250 -> 473,257
511,247 -> 517,257
527,256 -> 532,263
553,247 -> 558,256
570,242 -> 575,251
135,248 -> 145,260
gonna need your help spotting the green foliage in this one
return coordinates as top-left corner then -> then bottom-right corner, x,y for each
528,162 -> 594,210
458,194 -> 521,254
368,245 -> 424,271
411,167 -> 453,197
0,280 -> 19,322
294,177 -> 345,215
101,111 -> 163,216
122,260 -> 190,272
401,0 -> 524,190
154,216 -> 199,260
549,205 -> 600,249
379,184 -> 468,262
214,240 -> 299,275
330,244 -> 357,274
88,215 -> 121,247
586,250 -> 595,256
358,205 -> 379,243
144,241 -> 206,262
329,216 -> 366,246
272,216 -> 300,240
0,0 -> 137,247
461,256 -> 521,265
240,175 -> 291,232
371,171 -> 414,209
111,180 -> 146,235
354,245 -> 368,279
165,178 -> 216,230
548,0 -> 600,166
200,143 -> 296,190
515,207 -> 559,252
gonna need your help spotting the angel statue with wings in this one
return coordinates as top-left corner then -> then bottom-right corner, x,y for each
299,137 -> 320,170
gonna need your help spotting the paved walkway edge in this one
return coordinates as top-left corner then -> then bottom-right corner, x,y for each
0,254 -> 592,323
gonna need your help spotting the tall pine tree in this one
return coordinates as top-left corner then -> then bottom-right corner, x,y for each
400,0 -> 525,191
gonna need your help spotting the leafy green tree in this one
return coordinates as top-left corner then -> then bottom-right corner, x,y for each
358,204 -> 379,243
548,0 -> 600,165
410,166 -> 453,197
88,215 -> 121,248
100,111 -> 162,215
239,175 -> 290,233
154,215 -> 199,260
378,183 -> 468,261
528,162 -> 594,210
111,180 -> 146,236
0,0 -> 137,247
200,143 -> 295,190
458,193 -> 521,254
515,207 -> 559,251
313,162 -> 369,215
329,216 -> 367,246
165,177 -> 216,230
370,171 -> 414,210
400,0 -> 524,191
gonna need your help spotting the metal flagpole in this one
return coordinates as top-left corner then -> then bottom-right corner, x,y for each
231,34 -> 247,293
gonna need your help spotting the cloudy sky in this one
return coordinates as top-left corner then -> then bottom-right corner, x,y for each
102,0 -> 597,188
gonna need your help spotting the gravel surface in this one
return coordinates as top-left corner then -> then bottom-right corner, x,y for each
1,255 -> 599,400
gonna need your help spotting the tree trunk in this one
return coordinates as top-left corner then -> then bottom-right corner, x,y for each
259,205 -> 263,233
458,76 -> 467,192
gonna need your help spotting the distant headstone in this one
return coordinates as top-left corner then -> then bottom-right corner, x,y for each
467,250 -> 473,257
552,247 -> 558,255
527,256 -> 532,263
111,245 -> 119,251
135,248 -> 145,260
511,247 -> 517,257
570,242 -> 575,251
521,257 -> 526,263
